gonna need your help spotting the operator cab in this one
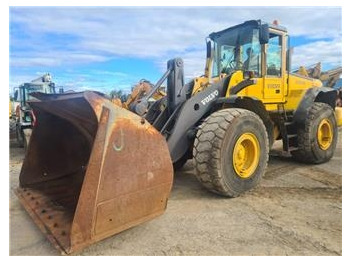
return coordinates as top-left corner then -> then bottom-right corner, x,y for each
208,20 -> 288,79
207,20 -> 290,105
14,81 -> 56,108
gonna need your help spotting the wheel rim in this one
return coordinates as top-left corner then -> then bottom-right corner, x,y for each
317,118 -> 333,150
233,133 -> 260,178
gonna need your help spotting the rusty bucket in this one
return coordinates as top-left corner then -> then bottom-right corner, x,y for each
15,91 -> 173,254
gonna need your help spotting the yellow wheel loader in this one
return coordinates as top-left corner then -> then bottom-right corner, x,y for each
16,20 -> 341,254
111,79 -> 166,113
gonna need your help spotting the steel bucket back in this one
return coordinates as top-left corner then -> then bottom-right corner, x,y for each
15,91 -> 173,254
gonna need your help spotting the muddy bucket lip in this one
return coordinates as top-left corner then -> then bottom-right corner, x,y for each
15,188 -> 69,255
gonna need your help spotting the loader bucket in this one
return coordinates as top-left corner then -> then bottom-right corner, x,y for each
15,91 -> 173,254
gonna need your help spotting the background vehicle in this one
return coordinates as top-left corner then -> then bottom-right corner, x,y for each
297,62 -> 342,106
16,20 -> 341,254
110,79 -> 166,115
12,73 -> 57,148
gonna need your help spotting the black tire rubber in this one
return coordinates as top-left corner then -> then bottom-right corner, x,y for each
291,102 -> 338,164
173,150 -> 192,171
193,108 -> 269,197
16,125 -> 24,148
173,155 -> 188,171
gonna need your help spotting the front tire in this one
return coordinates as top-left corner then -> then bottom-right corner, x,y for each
16,124 -> 24,148
193,108 -> 269,197
292,102 -> 338,164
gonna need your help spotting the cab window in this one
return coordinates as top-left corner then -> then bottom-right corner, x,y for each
211,28 -> 262,77
266,33 -> 282,76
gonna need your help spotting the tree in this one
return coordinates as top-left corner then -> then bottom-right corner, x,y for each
109,89 -> 123,99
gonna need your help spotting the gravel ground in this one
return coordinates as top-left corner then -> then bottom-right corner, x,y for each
9,128 -> 342,256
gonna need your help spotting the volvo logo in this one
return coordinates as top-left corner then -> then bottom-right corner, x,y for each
201,90 -> 219,105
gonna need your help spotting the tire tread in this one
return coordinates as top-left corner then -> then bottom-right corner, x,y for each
193,108 -> 268,197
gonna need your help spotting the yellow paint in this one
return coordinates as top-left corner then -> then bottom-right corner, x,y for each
192,46 -> 323,114
284,74 -> 322,110
204,57 -> 212,79
192,74 -> 227,95
224,70 -> 323,112
192,76 -> 209,95
187,23 -> 331,139
297,66 -> 309,77
153,90 -> 166,100
232,133 -> 260,178
226,71 -> 244,97
212,26 -> 325,113
335,107 -> 342,127
317,118 -> 333,150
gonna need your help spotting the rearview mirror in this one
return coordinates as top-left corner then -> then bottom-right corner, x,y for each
259,24 -> 269,44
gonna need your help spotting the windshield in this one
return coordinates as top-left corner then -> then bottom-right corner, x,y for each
211,26 -> 261,77
25,87 -> 40,101
22,83 -> 56,103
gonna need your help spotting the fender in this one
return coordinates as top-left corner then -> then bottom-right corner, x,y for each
228,78 -> 257,95
293,87 -> 337,128
215,96 -> 275,148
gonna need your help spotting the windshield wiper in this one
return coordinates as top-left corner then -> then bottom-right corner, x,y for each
222,53 -> 236,73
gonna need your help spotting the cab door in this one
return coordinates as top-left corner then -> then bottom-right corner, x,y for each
263,31 -> 286,102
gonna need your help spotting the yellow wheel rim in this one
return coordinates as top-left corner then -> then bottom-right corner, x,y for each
233,133 -> 260,179
317,118 -> 333,150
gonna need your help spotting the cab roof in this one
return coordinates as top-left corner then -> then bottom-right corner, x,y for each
209,19 -> 287,40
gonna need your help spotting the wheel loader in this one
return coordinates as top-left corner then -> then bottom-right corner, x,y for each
15,20 -> 342,254
12,73 -> 58,149
110,79 -> 166,114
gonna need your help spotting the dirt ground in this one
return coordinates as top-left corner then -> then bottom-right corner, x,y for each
9,129 -> 342,256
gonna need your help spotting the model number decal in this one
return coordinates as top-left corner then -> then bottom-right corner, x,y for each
267,84 -> 280,89
201,90 -> 219,105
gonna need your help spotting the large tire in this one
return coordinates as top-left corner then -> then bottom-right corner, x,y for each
193,108 -> 269,197
16,124 -> 24,148
291,102 -> 338,164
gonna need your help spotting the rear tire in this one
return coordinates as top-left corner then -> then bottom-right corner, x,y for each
193,108 -> 269,197
291,102 -> 338,164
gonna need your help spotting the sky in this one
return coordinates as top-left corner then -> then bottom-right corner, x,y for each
9,6 -> 342,94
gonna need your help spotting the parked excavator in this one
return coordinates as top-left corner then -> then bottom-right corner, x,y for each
16,20 -> 342,254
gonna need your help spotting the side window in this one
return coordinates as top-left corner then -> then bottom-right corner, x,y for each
242,29 -> 261,77
266,34 -> 282,76
220,45 -> 235,73
212,42 -> 219,77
